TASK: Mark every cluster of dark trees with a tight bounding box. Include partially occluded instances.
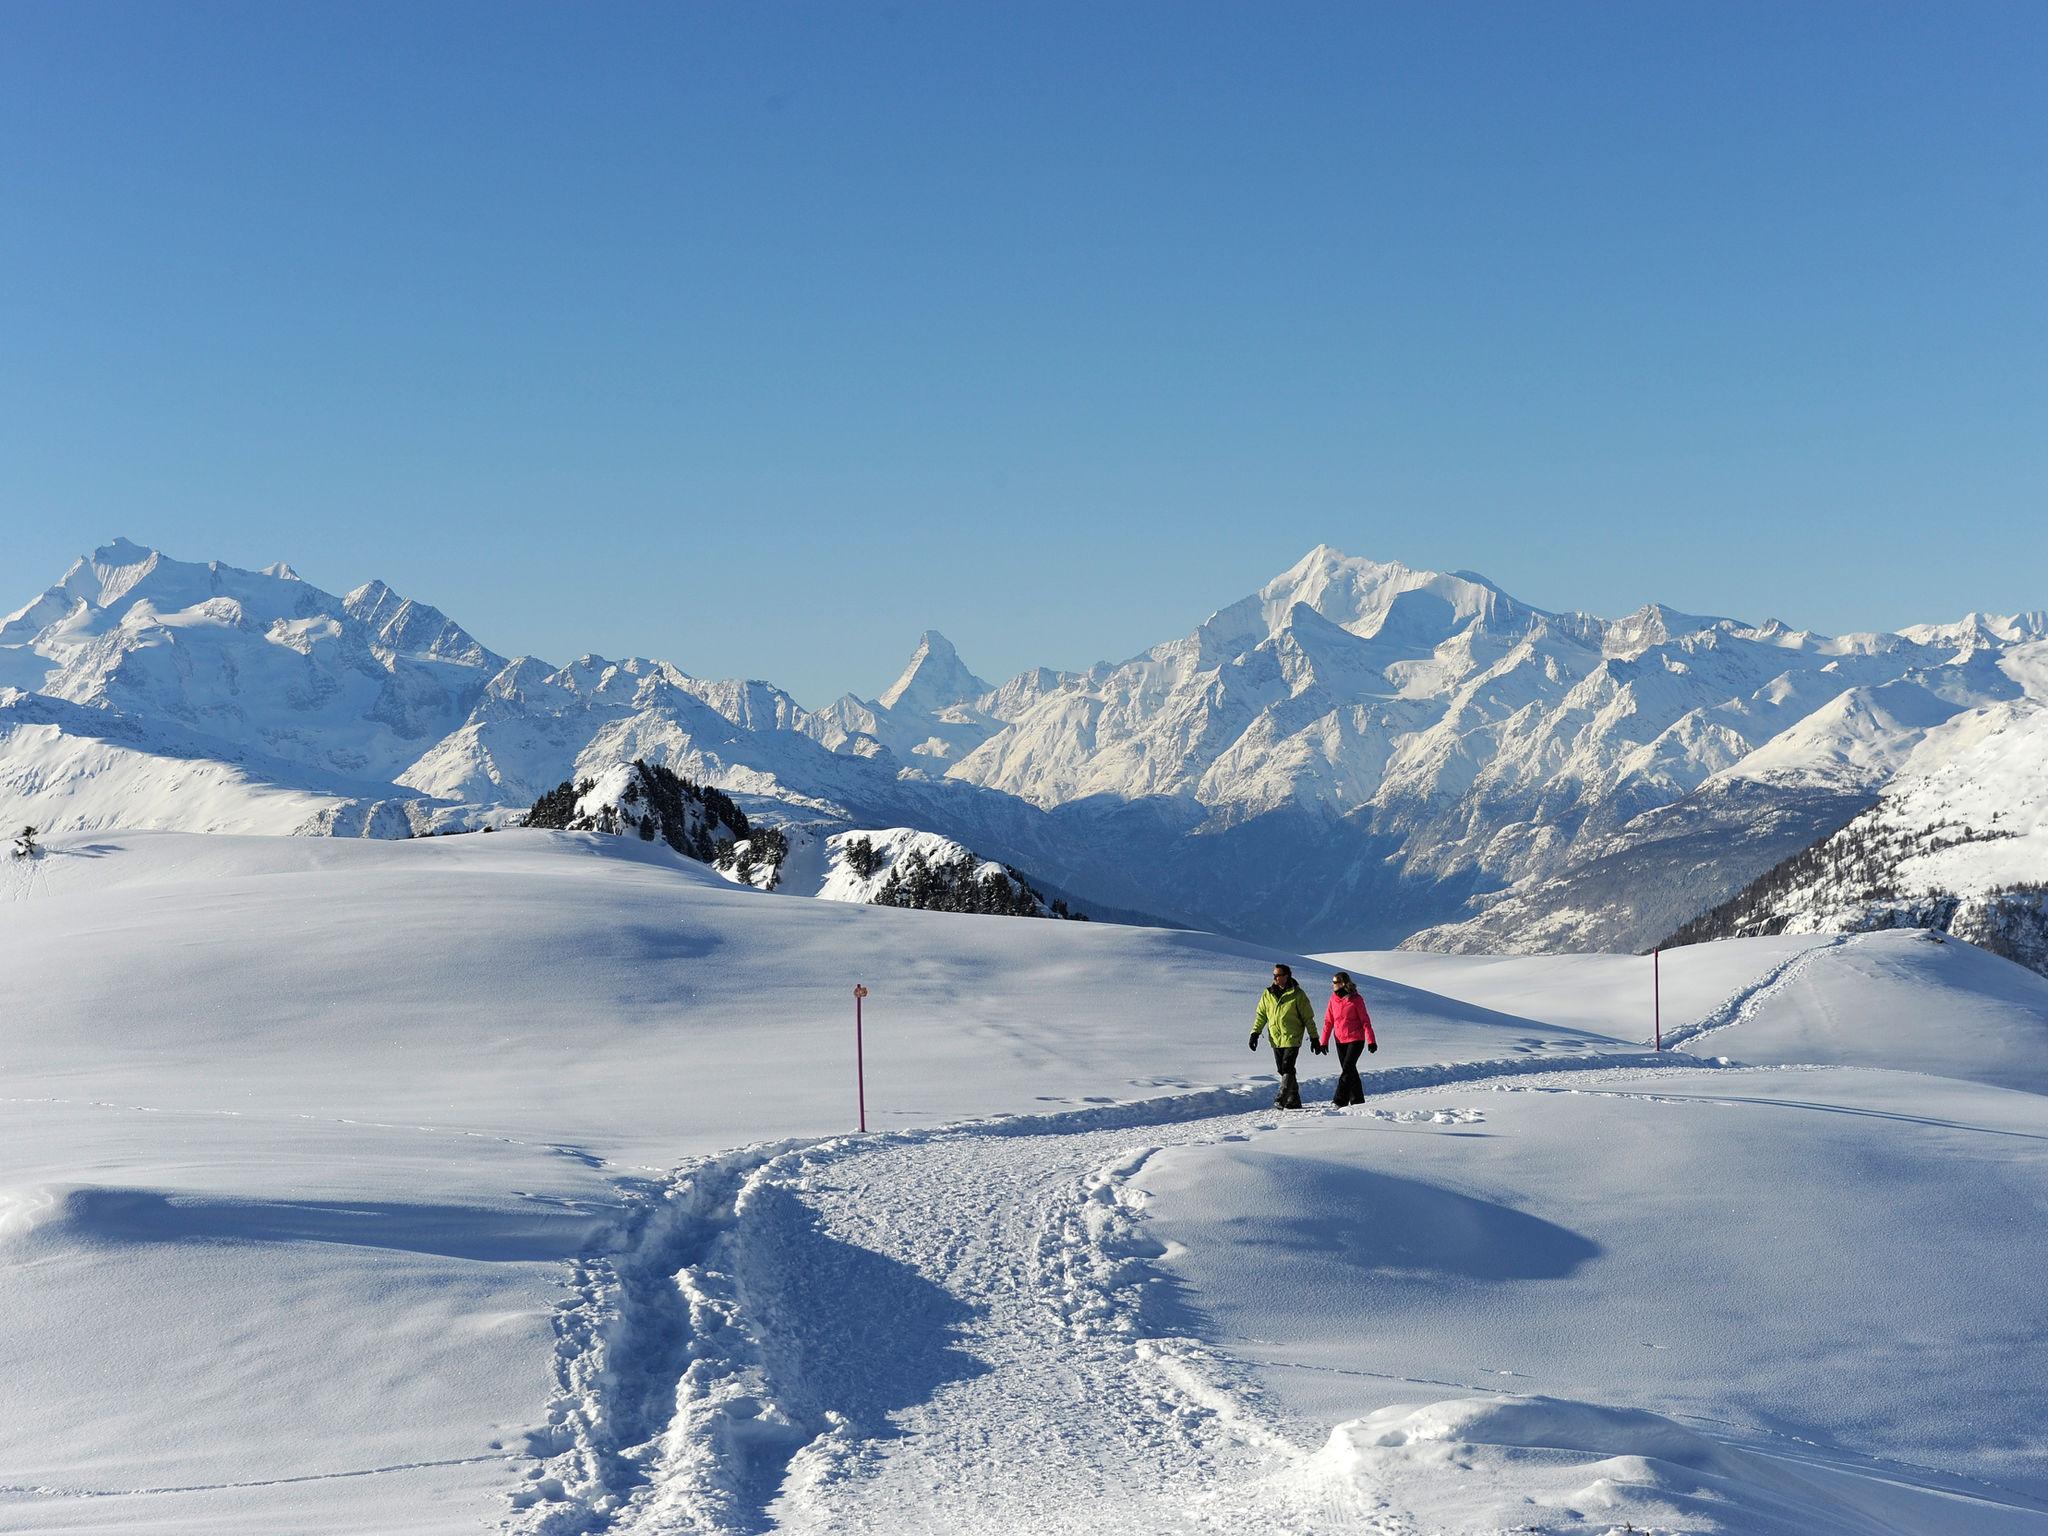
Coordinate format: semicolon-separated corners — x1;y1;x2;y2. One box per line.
1968;884;2048;972
1666;813;2010;948
524;776;1088;922
715;826;791;889
870;845;1085;920
1664;813;2048;976
525;759;750;865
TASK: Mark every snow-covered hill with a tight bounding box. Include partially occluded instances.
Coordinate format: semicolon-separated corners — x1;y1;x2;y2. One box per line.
716;824;1080;917
1669;645;2048;969
4;831;2044;1532
5;538;2042;951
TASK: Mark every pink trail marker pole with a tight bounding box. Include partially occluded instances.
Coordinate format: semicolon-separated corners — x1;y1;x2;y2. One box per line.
1654;948;1662;1053
853;984;869;1132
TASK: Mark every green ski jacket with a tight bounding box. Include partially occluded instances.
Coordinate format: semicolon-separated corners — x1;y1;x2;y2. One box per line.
1253;983;1317;1048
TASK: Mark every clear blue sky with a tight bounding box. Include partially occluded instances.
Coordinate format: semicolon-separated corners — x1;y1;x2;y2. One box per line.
4;2;2043;707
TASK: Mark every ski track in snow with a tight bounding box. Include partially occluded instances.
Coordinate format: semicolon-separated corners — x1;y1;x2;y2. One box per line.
510;1052;1747;1536
0;1455;509;1502
1658;933;1869;1053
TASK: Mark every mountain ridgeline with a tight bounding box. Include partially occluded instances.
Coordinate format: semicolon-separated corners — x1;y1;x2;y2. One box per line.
3;539;2044;965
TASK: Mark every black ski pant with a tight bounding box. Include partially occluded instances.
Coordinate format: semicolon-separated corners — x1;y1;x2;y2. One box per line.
1271;1043;1303;1108
1332;1040;1367;1106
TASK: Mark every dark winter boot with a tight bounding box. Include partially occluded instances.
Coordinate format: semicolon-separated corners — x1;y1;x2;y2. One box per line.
1272;1044;1302;1107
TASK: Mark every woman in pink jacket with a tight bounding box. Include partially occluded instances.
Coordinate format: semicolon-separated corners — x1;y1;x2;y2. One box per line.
1320;971;1378;1107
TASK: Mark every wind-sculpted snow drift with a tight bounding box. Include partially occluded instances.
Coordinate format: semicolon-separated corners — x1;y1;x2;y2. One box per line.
4;538;2044;952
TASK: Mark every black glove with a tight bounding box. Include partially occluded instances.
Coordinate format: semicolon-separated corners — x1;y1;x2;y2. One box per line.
1312;1039;1328;1056
1367;1041;1377;1053
1248;1029;1261;1051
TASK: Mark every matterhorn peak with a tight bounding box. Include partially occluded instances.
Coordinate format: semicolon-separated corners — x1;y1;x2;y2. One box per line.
877;629;992;715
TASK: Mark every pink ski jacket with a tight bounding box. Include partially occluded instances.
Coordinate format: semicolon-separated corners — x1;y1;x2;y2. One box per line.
1320;991;1376;1048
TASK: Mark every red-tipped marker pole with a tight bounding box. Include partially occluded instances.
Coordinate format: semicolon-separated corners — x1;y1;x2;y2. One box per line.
853;984;869;1132
1654;948;1662;1053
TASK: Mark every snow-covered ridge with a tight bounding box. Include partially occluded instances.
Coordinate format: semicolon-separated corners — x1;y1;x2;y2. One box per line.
1670;651;2048;970
4;537;2043;951
716;824;1079;918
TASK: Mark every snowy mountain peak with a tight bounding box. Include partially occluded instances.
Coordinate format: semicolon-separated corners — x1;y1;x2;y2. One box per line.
40;540;321;626
86;538;169;607
87;536;158;571
344;580;498;668
1898;611;2048;655
1249;546;1532;646
1600;601;1741;655
877;629;991;714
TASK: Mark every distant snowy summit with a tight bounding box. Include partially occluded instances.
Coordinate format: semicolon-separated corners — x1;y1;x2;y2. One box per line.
3;537;2043;964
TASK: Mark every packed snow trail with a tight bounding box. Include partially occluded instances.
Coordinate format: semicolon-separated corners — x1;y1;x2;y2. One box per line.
513;1052;1716;1535
1657;933;1866;1052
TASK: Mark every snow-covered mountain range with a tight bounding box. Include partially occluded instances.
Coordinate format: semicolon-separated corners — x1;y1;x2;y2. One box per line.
5;538;2042;958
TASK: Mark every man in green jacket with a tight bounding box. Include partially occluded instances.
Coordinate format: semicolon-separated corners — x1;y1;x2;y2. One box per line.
1249;962;1321;1109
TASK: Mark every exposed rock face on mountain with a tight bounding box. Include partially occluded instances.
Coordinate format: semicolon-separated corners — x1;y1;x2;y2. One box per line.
4;539;2041;951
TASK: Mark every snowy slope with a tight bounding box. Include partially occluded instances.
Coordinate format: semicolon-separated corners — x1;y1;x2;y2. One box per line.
4;831;2047;1532
1131;1062;2048;1532
1671;643;2048;971
721;824;1068;915
0;690;347;834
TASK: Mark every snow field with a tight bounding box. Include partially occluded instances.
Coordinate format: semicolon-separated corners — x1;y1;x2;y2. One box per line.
1334;938;1832;1047
1130;1064;2048;1530
0;1102;615;1534
517;1055;2048;1534
517;1055;1716;1534
4;828;2046;1532
0;829;1630;1530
